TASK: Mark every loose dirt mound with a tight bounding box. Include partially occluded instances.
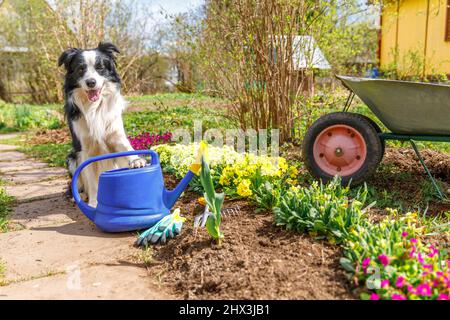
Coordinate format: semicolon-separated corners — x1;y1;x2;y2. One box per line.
149;192;353;300
29;128;71;145
383;147;450;181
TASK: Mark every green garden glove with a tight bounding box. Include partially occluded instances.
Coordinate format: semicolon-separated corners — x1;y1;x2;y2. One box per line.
136;208;186;246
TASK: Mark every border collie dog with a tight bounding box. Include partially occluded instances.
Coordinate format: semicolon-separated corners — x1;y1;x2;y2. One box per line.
58;42;146;207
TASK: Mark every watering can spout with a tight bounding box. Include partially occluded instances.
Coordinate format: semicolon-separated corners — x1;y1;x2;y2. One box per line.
163;170;195;209
163;141;208;209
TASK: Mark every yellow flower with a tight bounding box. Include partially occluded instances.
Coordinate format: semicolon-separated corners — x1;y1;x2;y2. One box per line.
198;197;206;206
289;166;299;178
237;179;253;197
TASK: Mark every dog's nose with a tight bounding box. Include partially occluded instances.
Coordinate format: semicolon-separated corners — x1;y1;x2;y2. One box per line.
86;79;96;88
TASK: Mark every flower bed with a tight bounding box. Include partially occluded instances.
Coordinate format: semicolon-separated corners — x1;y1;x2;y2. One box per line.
152;142;450;300
128;132;172;150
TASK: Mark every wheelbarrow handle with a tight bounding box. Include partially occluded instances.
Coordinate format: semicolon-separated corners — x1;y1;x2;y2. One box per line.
71;150;159;207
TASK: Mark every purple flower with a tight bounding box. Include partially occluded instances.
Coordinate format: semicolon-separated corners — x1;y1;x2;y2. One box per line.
381;279;390;288
410;238;417;244
362;257;371;269
378;254;389;267
423;264;433;270
370;293;380;300
395;276;405;288
391;294;407;300
401;231;408;237
415;284;431;296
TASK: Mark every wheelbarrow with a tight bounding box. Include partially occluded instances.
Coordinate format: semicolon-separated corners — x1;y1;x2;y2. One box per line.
302;75;450;200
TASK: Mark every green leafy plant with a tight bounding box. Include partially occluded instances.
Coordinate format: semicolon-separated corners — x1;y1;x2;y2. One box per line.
199;157;225;245
274;177;372;244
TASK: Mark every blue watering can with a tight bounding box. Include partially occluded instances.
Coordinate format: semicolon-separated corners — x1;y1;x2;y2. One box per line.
71;150;195;233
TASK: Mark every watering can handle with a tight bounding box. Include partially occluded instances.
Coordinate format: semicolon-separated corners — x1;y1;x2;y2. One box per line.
71;150;159;210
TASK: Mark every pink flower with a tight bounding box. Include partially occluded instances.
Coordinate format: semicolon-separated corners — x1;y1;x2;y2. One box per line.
395;276;405;288
381;279;390;288
428;245;439;258
407;285;415;294
391;294;407;300
401;231;408;237
370;293;380;300
423;264;433;270
437;294;450;300
415;284;431;296
410;238;417;244
362;257;371;269
378;254;389;267
417;253;424;264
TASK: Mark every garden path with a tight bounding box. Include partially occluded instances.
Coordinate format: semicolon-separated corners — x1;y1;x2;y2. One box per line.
0;134;170;299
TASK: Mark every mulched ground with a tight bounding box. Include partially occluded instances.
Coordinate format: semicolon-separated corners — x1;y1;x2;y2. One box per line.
146;177;354;300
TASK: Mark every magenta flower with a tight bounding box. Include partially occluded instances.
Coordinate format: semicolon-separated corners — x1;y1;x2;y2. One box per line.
128;131;172;150
381;279;390;288
410;238;417;244
407;285;415;294
391;294;407;300
362;257;371;269
415;283;431;296
395;276;405;288
437;294;450;300
378;254;389;267
401;231;408;237
423;264;433;270
428;245;439;258
370;293;380;300
417;253;424;264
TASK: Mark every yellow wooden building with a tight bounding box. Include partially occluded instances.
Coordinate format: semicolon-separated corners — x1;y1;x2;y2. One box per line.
380;0;450;77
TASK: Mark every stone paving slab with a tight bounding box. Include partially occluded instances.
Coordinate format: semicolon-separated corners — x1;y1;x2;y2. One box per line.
11;197;79;229
0;160;49;174
5;177;69;202
0;217;139;283
0;151;27;162
0;144;18;151
0;133;19;141
3;167;68;185
0;264;170;300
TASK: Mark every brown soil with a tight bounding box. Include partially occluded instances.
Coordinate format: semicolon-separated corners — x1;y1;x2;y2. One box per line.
29;128;71;145
147;181;354;300
367;147;450;213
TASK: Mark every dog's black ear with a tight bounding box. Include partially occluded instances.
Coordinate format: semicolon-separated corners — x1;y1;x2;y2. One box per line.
58;48;79;68
97;42;120;60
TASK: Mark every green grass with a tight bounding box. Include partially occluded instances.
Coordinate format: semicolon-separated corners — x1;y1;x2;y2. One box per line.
124;105;236;136
127;92;224;103
0;102;64;133
0;181;14;232
18;143;72;168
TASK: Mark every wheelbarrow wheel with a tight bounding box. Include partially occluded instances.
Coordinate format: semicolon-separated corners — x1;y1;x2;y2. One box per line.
361;115;386;161
302;112;383;186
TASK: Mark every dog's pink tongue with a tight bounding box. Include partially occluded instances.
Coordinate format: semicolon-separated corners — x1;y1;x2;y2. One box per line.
87;90;101;102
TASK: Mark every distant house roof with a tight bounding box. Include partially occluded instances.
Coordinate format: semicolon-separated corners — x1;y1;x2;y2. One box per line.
291;36;331;70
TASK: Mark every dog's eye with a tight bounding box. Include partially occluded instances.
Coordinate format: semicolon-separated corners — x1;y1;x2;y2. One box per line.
95;64;104;71
77;66;86;74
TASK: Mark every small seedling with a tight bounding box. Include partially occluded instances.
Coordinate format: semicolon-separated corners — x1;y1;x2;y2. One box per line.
199;156;224;245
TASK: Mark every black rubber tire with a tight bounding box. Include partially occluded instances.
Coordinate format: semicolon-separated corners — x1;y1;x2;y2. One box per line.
361;115;386;161
302;112;383;186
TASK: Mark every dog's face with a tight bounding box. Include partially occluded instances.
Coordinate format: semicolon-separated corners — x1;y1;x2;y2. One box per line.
58;42;121;103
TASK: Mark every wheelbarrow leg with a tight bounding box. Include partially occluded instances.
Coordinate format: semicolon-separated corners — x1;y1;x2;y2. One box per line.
409;140;447;201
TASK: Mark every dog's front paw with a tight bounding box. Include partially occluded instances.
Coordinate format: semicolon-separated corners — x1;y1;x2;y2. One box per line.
129;157;147;169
